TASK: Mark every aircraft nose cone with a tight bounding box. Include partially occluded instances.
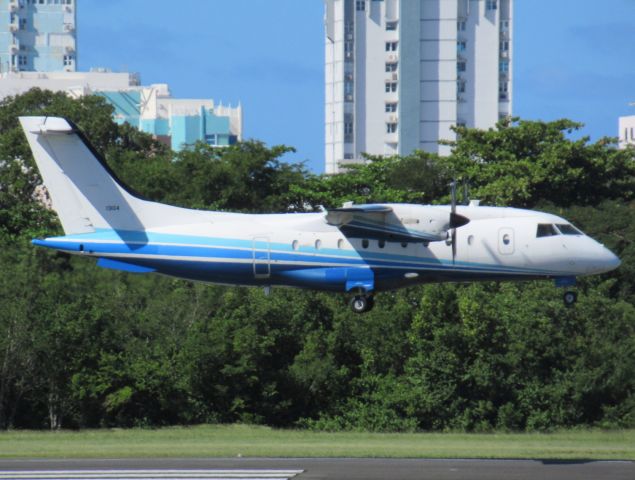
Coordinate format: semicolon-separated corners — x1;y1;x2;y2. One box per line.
592;246;621;274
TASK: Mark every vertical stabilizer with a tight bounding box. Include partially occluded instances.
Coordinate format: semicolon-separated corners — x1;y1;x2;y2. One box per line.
20;116;149;235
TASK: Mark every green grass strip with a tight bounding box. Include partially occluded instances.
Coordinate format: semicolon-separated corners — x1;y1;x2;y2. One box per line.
0;425;633;460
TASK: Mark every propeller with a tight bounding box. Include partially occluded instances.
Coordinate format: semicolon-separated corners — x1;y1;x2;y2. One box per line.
449;180;470;263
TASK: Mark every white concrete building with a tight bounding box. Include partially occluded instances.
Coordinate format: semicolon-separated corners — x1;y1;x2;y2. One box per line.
619;114;635;149
325;0;513;174
0;69;140;99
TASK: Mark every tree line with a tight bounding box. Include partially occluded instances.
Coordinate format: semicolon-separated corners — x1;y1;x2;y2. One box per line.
0;89;633;431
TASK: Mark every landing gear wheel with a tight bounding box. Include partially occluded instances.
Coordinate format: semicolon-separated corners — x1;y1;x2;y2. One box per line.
563;291;577;307
350;295;374;314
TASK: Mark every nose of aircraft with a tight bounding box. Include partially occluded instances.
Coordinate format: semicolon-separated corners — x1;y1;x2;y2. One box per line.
589;245;621;274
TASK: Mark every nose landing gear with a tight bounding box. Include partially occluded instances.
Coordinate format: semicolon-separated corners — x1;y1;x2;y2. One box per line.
555;277;578;307
350;294;375;314
563;290;578;307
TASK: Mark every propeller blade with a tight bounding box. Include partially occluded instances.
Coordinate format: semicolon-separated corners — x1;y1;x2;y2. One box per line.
450;180;457;215
452;228;457;264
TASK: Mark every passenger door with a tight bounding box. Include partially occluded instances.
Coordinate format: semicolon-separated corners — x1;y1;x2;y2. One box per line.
252;236;271;279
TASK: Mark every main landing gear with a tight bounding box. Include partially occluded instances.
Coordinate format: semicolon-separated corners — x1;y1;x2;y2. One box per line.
350;294;375;314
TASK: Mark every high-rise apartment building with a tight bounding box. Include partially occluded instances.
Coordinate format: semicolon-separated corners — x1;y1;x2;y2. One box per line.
325;0;513;174
1;0;76;74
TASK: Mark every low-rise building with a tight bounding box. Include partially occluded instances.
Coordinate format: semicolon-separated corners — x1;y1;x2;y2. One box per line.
97;84;242;151
619;113;635;149
0;69;242;151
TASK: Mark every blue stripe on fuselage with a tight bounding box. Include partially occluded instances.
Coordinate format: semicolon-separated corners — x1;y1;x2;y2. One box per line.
33;229;571;286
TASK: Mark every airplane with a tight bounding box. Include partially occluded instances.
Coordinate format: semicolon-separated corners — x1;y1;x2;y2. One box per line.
20;116;621;313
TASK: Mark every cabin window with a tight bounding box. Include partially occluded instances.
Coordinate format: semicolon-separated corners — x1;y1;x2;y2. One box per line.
337;239;344;249
378;239;386;249
467;235;474;246
292;240;299;251
401;242;408;248
315;239;322;250
556;224;583;235
362;239;369;249
536;224;558;238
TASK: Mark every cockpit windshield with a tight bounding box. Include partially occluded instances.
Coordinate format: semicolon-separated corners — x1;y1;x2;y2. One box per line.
556;224;583;235
537;224;559;237
537;223;583;238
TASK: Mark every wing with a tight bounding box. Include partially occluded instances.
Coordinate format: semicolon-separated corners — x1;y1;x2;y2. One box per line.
325;204;445;243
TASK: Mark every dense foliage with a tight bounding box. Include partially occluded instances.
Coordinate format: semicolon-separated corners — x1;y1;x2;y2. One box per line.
0;90;633;431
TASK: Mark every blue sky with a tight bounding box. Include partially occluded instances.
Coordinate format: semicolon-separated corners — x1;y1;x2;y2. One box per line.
79;0;635;173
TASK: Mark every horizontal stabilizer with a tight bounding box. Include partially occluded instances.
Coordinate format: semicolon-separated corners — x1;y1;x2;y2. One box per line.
97;258;156;273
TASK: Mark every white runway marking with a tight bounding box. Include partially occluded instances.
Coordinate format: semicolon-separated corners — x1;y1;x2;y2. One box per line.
0;471;303;480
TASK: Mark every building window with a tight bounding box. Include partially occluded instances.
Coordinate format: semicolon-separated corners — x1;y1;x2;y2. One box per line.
385;41;398;52
500;41;509;52
385;62;398;72
386;21;398;31
356;1;365;11
501;20;509;31
457;61;467;73
385;82;397;93
499;60;509;73
345;41;354;60
486;0;497;10
457;81;466;93
458;21;466;31
18;55;27;66
344;153;354;160
19;18;27;30
499;82;508;100
457;41;466;53
205;134;218;146
63;55;73;66
386;122;397;134
385;102;397;113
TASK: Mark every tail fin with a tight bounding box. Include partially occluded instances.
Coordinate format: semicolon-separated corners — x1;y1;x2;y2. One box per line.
20;116;209;236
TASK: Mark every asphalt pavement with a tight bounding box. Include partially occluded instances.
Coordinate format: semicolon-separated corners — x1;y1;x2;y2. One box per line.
0;457;632;480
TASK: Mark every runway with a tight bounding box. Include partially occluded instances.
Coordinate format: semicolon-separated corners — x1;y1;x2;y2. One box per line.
0;458;633;480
